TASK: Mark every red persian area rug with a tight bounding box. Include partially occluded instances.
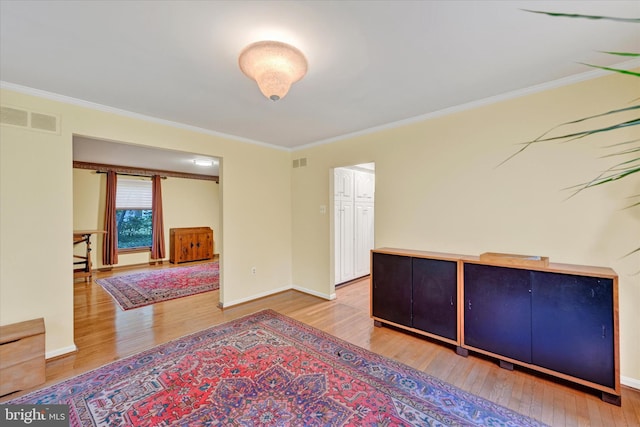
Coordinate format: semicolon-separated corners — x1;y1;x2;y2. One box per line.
5;310;548;427
95;262;219;310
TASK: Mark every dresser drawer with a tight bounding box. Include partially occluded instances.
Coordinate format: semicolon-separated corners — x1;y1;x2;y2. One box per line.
0;318;45;396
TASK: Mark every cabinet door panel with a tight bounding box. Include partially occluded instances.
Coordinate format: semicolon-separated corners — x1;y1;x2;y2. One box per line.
464;264;532;363
196;232;212;260
412;258;457;340
531;271;614;388
178;234;191;262
372;253;412;327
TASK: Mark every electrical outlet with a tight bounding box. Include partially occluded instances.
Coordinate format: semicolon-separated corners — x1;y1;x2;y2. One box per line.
251;267;256;275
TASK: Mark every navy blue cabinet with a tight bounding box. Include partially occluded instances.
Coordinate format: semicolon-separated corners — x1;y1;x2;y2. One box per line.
371;250;459;344
371;248;619;404
371;252;412;327
462;261;619;404
531;271;615;388
412;257;458;341
464;264;532;363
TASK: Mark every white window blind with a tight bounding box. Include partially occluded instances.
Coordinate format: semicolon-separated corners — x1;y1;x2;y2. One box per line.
116;177;152;209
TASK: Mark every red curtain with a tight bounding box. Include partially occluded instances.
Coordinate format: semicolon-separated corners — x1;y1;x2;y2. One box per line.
102;171;118;265
151;175;165;260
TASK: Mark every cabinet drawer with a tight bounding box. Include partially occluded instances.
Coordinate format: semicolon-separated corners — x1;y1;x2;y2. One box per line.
0;334;45;370
0;357;46;396
0;317;46;396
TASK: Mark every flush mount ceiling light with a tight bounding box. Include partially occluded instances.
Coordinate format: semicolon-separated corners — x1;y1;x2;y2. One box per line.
238;40;308;101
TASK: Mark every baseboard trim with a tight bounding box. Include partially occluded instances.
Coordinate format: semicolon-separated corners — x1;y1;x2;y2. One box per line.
220;283;337;308
621;375;640;391
292;285;336;301
46;344;78;360
221;285;292;308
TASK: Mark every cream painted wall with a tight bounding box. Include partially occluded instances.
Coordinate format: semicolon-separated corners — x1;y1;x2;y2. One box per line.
72;169;101;266
162;176;221;255
0;124;75;358
73;169;220;269
291;72;640;385
1;88;292;357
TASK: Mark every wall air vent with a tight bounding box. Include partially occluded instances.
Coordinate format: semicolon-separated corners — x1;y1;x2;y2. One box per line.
30;112;58;132
292;157;307;169
0;106;29;127
0;105;60;134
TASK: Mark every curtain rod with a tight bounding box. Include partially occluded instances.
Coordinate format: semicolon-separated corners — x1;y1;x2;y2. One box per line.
96;170;167;179
73;161;219;182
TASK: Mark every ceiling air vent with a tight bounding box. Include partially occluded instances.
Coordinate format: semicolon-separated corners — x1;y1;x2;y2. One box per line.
0;105;60;134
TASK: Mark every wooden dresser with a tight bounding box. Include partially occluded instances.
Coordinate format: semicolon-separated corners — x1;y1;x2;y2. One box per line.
0;318;46;396
169;227;214;264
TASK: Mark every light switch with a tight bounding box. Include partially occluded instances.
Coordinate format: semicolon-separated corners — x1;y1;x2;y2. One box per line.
320;205;326;214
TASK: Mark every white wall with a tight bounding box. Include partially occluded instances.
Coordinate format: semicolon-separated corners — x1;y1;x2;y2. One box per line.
290;72;640;386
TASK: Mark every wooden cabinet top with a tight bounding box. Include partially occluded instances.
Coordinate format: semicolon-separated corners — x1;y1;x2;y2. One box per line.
170;227;213;234
372;247;617;279
0;318;45;344
373;247;474;262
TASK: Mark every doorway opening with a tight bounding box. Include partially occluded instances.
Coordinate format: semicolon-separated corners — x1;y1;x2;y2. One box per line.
72;136;222;302
332;162;375;288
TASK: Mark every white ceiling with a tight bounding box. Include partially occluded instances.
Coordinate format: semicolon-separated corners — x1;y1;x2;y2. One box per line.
1;0;639;154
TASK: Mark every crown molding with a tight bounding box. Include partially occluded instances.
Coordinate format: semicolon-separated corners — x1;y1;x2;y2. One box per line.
293;58;640;152
3;57;638;154
0;81;291;152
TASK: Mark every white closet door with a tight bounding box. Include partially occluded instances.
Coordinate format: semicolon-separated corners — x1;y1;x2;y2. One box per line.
355;171;375;202
334;167;374;285
355;203;374;277
334;168;354;201
339;200;355;282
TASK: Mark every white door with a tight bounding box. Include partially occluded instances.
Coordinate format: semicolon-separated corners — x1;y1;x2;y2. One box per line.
334;168;354;201
355;203;374;277
355;172;375;203
335;199;355;283
334;165;374;286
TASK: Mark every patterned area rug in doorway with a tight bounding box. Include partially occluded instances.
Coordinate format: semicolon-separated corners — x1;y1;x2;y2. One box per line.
7;309;547;426
95;262;219;310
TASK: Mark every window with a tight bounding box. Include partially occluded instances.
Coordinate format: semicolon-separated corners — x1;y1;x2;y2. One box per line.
116;177;152;250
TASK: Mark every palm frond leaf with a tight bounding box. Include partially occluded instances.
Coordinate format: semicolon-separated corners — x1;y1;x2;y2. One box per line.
606;138;640;148
522;118;639;144
522;10;640;23
497;108;640;167
600;51;640;57
601;146;640;158
566;164;640;198
623;247;640;257
579;63;640;77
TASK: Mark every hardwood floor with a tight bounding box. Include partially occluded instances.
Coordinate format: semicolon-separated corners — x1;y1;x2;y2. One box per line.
3;262;640;426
